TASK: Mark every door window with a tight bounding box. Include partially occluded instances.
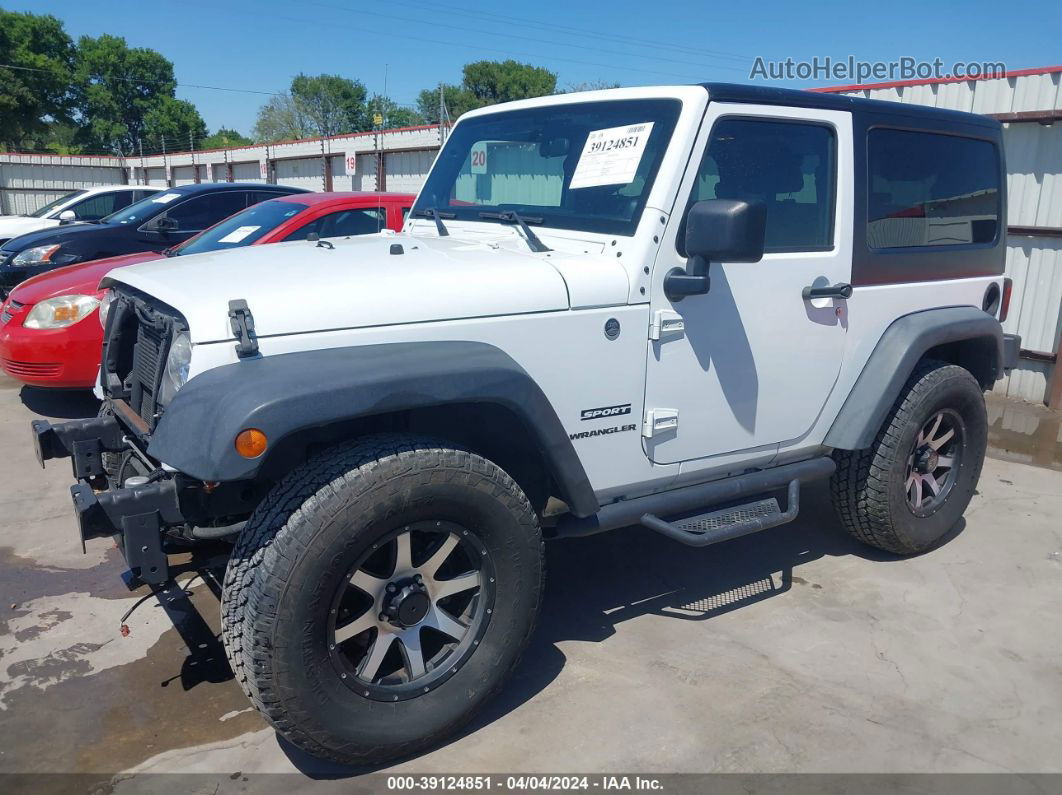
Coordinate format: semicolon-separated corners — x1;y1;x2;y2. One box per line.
683;118;836;254
70;191;135;221
151;191;250;232
284;207;386;240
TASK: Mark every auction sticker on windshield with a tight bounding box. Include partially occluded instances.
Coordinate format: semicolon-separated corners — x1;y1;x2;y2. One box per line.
569;122;654;189
217;225;261;244
151;192;180;203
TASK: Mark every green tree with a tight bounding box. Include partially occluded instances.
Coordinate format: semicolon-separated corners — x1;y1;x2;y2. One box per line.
290;73;368;136
72;34;179;153
367;95;424;129
417;84;476;125
0;9;75;149
143;97;207;152
201;127;253;150
462;60;556;105
252;92;311;142
417;60;557;124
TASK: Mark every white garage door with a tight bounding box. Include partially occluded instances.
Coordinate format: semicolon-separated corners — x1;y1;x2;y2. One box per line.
173;166;197;186
385;150;434;193
145;167;168;186
274;157;324;191
329;155;353;191
355;154;378;192
230;162;263;182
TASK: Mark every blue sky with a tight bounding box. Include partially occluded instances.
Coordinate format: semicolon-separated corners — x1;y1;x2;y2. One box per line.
13;0;1062;136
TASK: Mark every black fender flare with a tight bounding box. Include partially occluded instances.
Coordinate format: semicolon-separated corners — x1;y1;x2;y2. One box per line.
147;341;600;517
823;306;1003;451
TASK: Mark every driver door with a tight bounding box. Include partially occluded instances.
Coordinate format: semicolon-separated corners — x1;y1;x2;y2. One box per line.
643;103;853;466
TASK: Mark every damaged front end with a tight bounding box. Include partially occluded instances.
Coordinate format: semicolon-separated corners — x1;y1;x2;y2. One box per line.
31;286;259;589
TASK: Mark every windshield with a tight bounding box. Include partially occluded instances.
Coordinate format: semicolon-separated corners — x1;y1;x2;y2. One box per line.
101;190;181;225
28;190;86;218
175;199;309;256
413;99;681;237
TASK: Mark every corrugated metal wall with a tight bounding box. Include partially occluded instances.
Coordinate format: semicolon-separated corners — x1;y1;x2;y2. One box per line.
832;69;1062;404
0;158;126;215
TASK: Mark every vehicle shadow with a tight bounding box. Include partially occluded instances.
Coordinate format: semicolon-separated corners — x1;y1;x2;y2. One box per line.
19;386;99;419
280;483;950;778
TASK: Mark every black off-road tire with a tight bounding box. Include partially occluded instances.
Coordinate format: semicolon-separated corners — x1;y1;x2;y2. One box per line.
220;434;543;765
830;359;988;555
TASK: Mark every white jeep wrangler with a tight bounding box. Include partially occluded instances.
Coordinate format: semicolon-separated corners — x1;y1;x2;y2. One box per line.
33;83;1019;764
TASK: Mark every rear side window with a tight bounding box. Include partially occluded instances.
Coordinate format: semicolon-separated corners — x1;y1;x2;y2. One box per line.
867;129;1000;249
684;118;836;254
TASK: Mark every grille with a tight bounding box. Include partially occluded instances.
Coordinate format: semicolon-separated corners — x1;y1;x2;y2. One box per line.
1;300;23;324
2;358;61;378
102;288;186;431
131;322;167;423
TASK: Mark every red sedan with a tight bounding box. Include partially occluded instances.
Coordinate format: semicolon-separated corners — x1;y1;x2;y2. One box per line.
0;192;413;388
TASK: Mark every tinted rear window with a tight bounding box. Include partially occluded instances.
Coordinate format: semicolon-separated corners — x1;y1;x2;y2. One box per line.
867;129;1000;249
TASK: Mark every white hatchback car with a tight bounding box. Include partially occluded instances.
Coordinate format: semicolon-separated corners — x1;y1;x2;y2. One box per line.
0;184;159;245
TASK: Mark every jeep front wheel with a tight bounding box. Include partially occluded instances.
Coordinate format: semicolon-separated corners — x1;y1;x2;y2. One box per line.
830;359;988;555
221;435;543;765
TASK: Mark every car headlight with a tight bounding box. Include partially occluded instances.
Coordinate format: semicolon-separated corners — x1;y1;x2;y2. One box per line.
23;294;101;329
11;244;78;268
98;289;116;328
159;331;192;404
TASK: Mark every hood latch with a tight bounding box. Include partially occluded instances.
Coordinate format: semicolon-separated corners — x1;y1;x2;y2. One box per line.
228;299;259;358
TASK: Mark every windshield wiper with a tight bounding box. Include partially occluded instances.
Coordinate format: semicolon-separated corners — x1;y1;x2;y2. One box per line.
411;207;455;237
477;211;551;253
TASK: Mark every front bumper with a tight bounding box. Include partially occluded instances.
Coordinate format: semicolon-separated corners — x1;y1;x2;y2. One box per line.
32;411;181;585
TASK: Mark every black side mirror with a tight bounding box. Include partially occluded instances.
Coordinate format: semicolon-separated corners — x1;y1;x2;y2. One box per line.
155;216;178;232
664;199;767;302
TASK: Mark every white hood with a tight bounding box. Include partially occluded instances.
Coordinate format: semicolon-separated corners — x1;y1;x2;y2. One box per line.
0;216;58;241
104;232;630;344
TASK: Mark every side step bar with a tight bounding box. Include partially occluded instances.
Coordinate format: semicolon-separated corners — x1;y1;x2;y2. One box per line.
640;479;800;547
553;456;834;541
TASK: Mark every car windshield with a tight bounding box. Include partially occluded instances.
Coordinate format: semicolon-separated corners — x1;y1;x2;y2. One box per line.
28;190;86;218
101;190;182;225
174;200;309;256
413;99;682;237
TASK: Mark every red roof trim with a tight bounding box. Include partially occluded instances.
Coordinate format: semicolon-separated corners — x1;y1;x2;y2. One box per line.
809;65;1062;93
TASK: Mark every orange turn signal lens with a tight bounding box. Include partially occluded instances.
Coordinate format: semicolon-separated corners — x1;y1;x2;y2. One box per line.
234;428;268;458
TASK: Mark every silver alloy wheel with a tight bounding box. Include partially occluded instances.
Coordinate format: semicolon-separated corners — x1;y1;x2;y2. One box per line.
904;409;964;515
328;521;494;700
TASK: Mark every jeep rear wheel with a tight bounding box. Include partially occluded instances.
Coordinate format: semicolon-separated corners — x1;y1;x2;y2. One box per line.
220;435;543;765
830;360;987;555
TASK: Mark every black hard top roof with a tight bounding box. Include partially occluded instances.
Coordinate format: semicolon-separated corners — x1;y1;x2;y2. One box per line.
699;82;1001;131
